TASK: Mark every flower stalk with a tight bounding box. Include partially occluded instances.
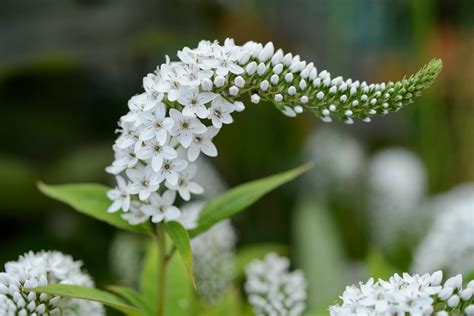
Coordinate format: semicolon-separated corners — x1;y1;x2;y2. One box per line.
156;224;166;316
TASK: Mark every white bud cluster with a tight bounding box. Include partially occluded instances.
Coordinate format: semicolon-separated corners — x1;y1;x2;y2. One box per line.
329;271;474;315
367;148;427;247
106;38;441;225
412;183;474;276
178;201;236;304
245;253;307;316
0;251;104;316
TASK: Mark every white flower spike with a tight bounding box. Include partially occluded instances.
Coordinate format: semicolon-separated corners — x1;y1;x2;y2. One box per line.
106;38;442;225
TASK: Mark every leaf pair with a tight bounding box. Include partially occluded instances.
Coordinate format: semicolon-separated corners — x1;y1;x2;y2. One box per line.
36;163;310;314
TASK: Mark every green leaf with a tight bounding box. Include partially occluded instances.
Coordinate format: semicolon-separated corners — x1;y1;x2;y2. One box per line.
140;239;193;316
140;240;159;314
107;285;153;316
165;221;195;288
293;199;345;311
29;284;144;315
38;182;152;235
189;163;311;237
164;246;193;316
234;243;288;278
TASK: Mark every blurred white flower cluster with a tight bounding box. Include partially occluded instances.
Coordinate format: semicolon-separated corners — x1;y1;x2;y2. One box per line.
0;251;104;316
178;201;237;304
303;127;366;197
367;148;427;247
329;271;474;315
412;183;474;276
105;38;440;225
245;252;307;316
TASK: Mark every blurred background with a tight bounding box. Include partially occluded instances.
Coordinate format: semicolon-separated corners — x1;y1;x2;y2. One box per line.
1;0;473;314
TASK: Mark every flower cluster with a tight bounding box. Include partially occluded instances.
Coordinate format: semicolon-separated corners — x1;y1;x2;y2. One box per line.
105;38;442;225
178;201;237;304
0;251;104;316
367;148;427;247
329;271;474;315
412;183;474;276
245;252;307;316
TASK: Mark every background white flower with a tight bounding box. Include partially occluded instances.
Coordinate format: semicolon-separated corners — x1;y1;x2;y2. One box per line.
367;147;427;248
412;183;474;276
245;252;307;316
0;251;104;316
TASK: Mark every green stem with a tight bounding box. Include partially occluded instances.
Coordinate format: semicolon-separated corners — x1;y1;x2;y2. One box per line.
156;224;166;316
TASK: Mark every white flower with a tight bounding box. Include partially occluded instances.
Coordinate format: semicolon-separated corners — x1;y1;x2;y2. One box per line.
166;164;203;201
126;166;161;200
137;137;178;172
204;43;243;76
0;251;104;316
187;127;219;161
177;89;215;118
245;253;307;316
208;95;235;128
107;176;131;213
138;103;174;145
157;158;188;186
122;201;150;224
141;190;180;223
169;108;207;148
156;64;186;101
106;146;139;174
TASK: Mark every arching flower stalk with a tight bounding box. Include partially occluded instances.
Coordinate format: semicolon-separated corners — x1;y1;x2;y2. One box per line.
329;271;474;316
105;38;442;225
0;251;104;316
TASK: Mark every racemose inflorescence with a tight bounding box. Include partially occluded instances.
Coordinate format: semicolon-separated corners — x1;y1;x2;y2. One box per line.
106;38;442;225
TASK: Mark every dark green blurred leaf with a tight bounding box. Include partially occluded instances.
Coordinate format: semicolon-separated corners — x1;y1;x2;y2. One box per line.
234;243;288;278
165;221;195;288
107;285;153;316
30;284;144;315
38;183;152;235
190;163;312;237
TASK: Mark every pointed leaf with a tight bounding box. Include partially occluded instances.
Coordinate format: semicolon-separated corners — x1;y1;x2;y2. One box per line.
189;163;311;237
29;284;144;315
107;285;153;316
164;247;193;316
165;221;195;288
38;182;152;235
